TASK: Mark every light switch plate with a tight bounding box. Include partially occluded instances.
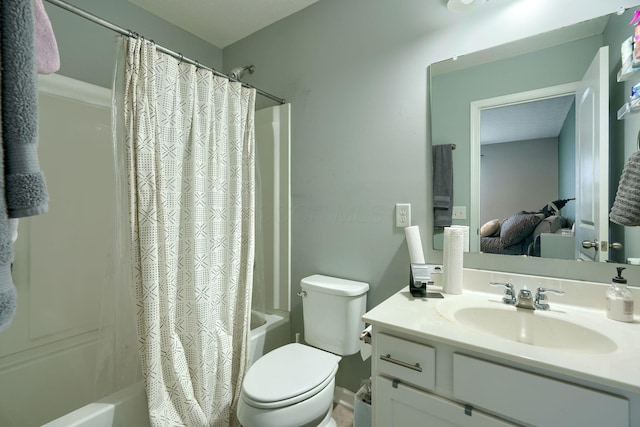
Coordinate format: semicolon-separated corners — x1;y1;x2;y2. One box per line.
452;206;466;219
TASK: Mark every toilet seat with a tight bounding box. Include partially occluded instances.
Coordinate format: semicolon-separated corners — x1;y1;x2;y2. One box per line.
242;343;341;409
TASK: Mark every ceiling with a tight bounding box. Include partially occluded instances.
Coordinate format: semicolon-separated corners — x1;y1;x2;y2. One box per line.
480;95;575;145
128;0;320;48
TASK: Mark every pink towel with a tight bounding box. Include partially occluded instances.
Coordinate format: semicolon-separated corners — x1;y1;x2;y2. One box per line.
33;0;60;74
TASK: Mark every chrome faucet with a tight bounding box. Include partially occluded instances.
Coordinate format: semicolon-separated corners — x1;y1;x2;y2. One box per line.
534;287;565;310
515;289;536;310
490;283;564;310
489;282;516;305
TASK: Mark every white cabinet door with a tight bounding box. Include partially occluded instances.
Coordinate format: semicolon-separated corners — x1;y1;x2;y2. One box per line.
453;354;629;427
375;376;519;427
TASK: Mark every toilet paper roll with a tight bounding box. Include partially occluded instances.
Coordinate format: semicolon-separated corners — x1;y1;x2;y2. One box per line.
450;225;469;252
404;226;425;264
359;325;372;361
443;227;464;295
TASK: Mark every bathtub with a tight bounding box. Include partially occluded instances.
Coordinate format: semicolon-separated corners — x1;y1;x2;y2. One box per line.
42;312;290;427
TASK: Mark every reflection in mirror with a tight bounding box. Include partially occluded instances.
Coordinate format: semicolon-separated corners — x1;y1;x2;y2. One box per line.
479;95;576;258
430;9;640;265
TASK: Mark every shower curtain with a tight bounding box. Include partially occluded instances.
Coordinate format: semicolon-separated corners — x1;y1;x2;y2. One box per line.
114;36;255;426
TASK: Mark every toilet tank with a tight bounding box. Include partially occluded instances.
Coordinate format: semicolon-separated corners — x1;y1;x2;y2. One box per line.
300;275;369;356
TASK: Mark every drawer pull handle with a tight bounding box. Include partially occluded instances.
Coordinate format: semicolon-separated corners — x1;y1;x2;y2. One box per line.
380;354;423;372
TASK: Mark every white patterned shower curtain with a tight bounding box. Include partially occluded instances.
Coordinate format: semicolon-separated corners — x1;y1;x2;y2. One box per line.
113;36;256;426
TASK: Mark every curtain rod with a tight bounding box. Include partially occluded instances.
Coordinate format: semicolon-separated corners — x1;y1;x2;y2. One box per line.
44;0;286;105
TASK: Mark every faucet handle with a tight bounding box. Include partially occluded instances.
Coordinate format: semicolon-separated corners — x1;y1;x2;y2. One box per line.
490;281;513;290
536;287;565;297
490;282;516;305
535;287;565;310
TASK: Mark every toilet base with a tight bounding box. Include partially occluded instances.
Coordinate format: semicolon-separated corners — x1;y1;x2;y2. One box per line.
316;405;336;427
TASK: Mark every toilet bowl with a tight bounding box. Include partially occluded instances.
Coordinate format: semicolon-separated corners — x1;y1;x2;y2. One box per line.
237;275;369;427
237;343;341;427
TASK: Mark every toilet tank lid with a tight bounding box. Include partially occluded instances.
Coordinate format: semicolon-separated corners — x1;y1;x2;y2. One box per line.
301;274;369;296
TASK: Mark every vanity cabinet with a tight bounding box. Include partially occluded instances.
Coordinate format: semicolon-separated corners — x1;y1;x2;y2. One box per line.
372;332;519;427
371;330;630;427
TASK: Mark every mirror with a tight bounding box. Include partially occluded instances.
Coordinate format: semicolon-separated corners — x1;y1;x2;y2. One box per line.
430;9;640;265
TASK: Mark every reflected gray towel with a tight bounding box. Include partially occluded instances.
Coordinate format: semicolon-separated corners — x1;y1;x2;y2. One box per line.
1;0;49;218
433;144;453;227
610;151;640;226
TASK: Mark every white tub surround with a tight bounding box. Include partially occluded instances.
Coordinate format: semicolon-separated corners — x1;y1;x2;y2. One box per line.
247;312;290;367
42;312;290;427
364;268;640;426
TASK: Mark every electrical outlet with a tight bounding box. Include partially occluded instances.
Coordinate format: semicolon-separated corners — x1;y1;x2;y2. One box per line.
396;203;411;227
452;206;466;219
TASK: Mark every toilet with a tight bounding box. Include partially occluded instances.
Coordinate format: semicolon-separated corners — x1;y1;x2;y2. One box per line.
237;274;369;427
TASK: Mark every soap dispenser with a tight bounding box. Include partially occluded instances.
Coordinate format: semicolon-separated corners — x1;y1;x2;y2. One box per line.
606;267;634;323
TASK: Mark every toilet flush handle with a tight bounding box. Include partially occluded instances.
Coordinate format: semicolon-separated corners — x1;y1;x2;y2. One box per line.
297;289;307;298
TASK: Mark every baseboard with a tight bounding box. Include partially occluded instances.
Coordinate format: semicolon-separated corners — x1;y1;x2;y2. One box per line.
333;386;355;410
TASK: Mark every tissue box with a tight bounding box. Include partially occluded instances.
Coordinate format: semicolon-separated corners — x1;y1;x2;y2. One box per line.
354;383;372;427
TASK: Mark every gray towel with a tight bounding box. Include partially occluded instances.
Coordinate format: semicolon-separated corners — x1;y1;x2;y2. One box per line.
0;0;49;333
1;0;49;219
0;30;16;333
0;268;17;334
433;144;453;227
610;150;640;226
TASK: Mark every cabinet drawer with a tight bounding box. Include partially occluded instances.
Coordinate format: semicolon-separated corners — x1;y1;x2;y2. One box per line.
453;354;629;427
376;333;435;390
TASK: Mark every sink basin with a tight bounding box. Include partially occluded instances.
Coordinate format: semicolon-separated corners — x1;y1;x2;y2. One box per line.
437;299;617;354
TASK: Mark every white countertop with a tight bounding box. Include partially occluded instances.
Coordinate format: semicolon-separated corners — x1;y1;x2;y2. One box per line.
363;269;640;394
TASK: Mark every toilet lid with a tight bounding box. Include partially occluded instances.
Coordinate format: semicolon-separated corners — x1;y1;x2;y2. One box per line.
243;343;341;406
